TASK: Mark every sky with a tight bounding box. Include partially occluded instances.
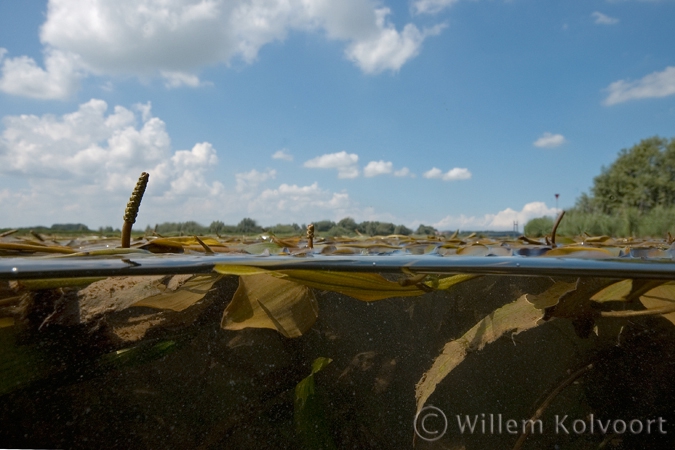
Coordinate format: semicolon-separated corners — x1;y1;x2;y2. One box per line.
0;0;674;231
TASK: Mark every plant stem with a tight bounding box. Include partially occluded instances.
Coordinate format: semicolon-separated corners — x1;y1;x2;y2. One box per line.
121;172;149;248
512;363;593;450
550;210;566;247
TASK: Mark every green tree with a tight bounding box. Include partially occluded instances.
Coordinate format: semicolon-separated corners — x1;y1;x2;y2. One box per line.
313;220;336;232
581;137;675;214
415;224;437;235
394;224;412;235
524;216;554;237
337;217;358;231
236;218;262;234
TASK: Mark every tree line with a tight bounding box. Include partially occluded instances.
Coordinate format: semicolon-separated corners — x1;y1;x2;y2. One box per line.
146;217;438;237
525;136;675;237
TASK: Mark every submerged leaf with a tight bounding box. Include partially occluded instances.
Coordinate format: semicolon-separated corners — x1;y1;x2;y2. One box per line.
639;282;675;326
277;270;431;301
221;273;318;338
132;273;223;311
591;279;666;303
415;295;544;413
214;265;477;302
295;357;335;449
525;281;578;309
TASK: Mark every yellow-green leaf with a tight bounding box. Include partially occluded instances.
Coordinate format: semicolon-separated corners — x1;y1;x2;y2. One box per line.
132;273;223;311
415;295;544;413
221;273;318;338
525;281;578;309
639;282;675;326
276;270;426;301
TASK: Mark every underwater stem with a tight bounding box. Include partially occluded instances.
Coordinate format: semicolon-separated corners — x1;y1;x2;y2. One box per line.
512;363;593;450
601;303;675;318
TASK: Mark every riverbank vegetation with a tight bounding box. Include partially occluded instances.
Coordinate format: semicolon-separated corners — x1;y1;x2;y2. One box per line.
525;136;675;238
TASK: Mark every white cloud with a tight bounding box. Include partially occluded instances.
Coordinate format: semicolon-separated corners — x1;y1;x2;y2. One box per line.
0;0;443;98
604;66;675;105
255;182;352;213
412;0;461;15
272;149;293;161
160;70;204;88
0;98;225;226
433;201;557;231
591;12;619;24
345;10;446;74
423;167;471;181
533;132;566;148
304;151;359;178
0;99;392;227
394;167;412;177
235;168;276;193
363;160;393;177
0;48;82;99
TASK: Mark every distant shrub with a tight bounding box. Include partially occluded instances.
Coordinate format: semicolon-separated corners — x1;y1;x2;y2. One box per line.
394;224;412;236
415;224;437;235
524;216;554;237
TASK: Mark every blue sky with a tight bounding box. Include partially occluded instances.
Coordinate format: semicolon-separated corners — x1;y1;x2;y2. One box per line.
0;0;674;231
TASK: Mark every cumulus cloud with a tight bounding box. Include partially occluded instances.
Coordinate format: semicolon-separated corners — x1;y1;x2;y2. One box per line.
304;151;359;178
604;66;675;105
345;11;446;74
254;182;351;213
394;167;412;177
591;12;619;24
433;201;557;231
160;71;205;88
272;149;293;161
0;48;82;99
363;160;393;177
0;98;225;225
533;132;566;148
235;168;276;193
412;0;461;15
0;0;443;98
423;167;471;181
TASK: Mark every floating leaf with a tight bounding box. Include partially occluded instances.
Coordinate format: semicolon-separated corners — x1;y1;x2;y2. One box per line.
456;244;489;256
415;295;544;413
221;273;318;338
0;242;76;254
544;246;615;258
244;241;283;255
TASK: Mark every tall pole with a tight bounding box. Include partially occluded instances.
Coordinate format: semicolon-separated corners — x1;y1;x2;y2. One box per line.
555;193;559;214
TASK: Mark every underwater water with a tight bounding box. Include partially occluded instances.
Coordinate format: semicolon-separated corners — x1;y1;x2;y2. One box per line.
2;241;675;449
